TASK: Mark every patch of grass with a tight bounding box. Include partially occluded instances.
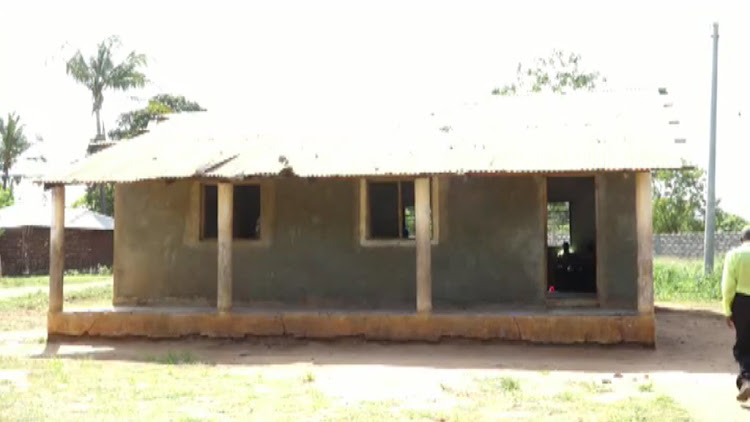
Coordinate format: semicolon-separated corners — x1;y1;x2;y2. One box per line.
154;351;198;365
0;284;112;313
65;285;113;304
0;284;113;332
638;381;655;393
0;275;111;289
555;390;578;402
0;292;48;312
0;358;694;422
477;375;522;393
576;380;614;394
303;371;316;383
654;258;722;302
603;395;689;422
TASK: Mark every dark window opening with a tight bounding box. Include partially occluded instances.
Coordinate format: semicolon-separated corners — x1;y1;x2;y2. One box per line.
546;178;596;295
202;184;261;240
368;180;431;240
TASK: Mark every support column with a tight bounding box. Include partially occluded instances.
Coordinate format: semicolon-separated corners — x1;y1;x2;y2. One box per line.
415;178;432;314
49;185;65;313
635;172;654;314
217;183;233;313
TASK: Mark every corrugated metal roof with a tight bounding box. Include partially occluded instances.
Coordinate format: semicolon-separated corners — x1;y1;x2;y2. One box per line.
0;203;114;230
42;90;689;184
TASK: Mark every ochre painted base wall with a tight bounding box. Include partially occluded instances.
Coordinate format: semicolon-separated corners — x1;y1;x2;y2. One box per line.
48;311;655;346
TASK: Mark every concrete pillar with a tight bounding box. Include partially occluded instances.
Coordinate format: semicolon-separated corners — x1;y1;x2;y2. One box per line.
217;183;233;313
635;172;654;314
415;178;432;313
49;185;65;313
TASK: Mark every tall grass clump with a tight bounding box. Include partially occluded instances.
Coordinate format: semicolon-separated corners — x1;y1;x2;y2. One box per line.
654;257;723;302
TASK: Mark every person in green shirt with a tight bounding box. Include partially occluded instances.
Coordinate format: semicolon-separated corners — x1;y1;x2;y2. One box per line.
721;226;750;401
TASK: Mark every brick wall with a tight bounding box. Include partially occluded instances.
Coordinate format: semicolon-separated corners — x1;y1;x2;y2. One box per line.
0;227;113;276
653;232;741;259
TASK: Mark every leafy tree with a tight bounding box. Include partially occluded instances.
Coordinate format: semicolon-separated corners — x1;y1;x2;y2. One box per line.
74;184;114;216
652;168;706;233
653;167;747;233
0;113;29;189
716;208;749;232
76;94;205;216
66;36;147;139
0;188;13;208
108;94;204;140
492;50;605;95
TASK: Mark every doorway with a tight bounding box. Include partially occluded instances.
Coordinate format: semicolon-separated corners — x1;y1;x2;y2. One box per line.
546;177;596;295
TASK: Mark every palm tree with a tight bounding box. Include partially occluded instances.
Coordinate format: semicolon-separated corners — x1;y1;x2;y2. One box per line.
0;113;30;189
66;36;147;140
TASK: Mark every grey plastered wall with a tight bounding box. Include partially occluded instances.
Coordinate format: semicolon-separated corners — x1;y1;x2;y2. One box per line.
432;176;546;307
597;173;638;308
113;175;547;309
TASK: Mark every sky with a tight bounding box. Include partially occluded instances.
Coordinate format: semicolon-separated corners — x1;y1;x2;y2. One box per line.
1;0;749;215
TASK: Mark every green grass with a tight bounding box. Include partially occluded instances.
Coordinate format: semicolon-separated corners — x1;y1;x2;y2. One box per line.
151;351;199;365
0;284;113;313
654;257;722;302
639;381;655;393
0;358;693;422
0;284;113;332
303;371;316;383
0;274;111;289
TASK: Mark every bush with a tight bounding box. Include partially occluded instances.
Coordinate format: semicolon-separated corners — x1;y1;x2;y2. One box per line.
654;258;723;302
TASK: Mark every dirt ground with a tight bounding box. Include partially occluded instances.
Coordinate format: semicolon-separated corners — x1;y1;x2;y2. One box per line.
1;306;747;421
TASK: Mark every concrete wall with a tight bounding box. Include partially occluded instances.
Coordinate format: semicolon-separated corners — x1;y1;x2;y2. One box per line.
113;174;638;310
598;173;638;307
0;227;112;276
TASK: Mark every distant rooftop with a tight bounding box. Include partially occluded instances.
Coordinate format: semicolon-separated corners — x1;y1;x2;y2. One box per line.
0;203;113;230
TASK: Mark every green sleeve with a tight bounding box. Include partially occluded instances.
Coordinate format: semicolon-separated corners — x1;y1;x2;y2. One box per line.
723;253;738;317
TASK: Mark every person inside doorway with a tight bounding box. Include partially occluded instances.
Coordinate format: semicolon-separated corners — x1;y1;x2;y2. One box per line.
722;226;750;401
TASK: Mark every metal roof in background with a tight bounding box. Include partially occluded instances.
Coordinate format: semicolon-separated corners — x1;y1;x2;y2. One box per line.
0;203;114;230
41;90;690;185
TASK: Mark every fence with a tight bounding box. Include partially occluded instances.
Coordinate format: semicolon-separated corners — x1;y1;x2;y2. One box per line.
653;232;741;259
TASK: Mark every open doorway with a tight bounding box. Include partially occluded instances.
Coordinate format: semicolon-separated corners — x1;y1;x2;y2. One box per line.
546;177;596;295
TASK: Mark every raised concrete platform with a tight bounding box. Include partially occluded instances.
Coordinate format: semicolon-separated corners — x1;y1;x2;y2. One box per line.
48;307;655;345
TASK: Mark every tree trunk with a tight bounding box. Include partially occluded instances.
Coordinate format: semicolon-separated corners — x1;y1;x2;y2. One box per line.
95;109;102;138
99;184;106;215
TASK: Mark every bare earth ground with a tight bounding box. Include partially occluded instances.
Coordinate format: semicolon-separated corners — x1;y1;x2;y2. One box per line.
0;306;746;421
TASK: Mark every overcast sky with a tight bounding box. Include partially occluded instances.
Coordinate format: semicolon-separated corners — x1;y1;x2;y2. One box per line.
1;0;749;215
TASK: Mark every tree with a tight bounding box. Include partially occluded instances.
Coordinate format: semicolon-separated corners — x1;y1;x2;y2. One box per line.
653;168;706;233
75;94;205;216
108;94;205;141
0;113;29;189
74;184;114;216
492;50;605;95
0;188;13;208
653;167;748;233
66;36;147;139
716;208;749;232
